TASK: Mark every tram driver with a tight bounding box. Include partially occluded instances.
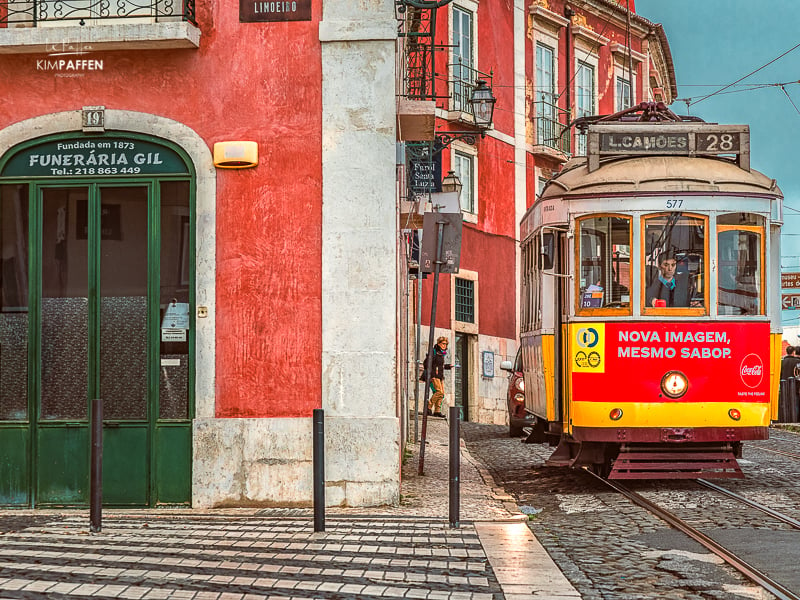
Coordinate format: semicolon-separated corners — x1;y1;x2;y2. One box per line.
646;252;701;308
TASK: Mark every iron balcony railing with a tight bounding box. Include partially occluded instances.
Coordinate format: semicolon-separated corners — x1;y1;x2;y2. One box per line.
447;60;492;116
533;95;571;155
1;0;197;25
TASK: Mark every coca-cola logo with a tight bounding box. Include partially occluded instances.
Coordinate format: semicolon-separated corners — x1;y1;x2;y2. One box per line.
740;354;764;388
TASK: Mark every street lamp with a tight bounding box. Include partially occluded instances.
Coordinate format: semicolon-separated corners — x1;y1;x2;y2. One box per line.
441;171;463;197
470;79;496;131
435;79;497;149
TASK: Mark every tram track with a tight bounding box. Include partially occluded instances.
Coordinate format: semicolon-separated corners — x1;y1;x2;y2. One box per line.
586;469;800;600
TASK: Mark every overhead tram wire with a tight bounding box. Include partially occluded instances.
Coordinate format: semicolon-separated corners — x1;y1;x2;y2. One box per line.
691;40;800;107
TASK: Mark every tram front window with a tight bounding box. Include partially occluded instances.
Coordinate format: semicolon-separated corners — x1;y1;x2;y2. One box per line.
644;213;706;310
718;213;764;315
577;215;631;312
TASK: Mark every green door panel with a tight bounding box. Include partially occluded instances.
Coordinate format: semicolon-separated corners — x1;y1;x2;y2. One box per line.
103;425;149;506
0;427;30;506
37;426;89;505
155;424;192;505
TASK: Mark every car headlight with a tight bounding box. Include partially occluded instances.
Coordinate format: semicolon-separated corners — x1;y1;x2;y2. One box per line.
661;370;688;399
514;377;524;392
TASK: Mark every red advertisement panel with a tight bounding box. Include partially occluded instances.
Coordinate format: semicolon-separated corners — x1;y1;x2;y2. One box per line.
571;322;770;403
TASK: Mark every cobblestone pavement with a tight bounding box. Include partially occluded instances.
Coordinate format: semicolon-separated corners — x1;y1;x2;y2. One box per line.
0;419;578;599
460;422;794;600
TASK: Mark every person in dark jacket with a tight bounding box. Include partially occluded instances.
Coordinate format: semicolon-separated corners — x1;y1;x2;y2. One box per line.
422;336;452;417
781;345;800;380
646;253;700;308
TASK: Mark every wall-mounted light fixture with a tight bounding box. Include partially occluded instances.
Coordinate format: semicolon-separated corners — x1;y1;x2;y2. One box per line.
435;79;497;150
213;141;258;169
441;171;463;197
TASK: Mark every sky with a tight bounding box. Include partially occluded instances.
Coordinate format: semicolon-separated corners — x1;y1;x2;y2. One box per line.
636;0;800;331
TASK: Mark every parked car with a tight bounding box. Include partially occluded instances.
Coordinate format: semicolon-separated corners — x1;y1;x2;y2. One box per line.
500;348;533;436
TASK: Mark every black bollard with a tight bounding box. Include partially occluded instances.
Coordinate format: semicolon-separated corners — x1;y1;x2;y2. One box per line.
313;408;325;532
90;398;103;533
448;405;460;528
790;378;799;423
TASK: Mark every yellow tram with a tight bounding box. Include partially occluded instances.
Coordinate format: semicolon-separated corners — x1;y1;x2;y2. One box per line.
520;109;783;478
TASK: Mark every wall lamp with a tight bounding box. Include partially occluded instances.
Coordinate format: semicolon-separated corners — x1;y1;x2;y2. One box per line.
435;79;497;150
441;171;463;197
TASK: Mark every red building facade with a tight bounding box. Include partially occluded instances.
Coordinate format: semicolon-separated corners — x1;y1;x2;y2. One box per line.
401;0;676;426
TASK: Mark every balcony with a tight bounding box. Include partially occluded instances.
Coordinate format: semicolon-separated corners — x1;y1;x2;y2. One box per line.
532;96;570;161
0;0;199;54
445;61;492;126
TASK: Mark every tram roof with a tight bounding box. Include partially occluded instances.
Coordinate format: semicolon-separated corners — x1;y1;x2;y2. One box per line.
541;155;782;199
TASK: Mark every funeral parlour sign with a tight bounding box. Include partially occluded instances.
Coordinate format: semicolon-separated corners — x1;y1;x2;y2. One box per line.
240;0;311;22
1;136;189;178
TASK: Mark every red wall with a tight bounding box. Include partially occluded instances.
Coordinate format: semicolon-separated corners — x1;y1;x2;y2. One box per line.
0;3;324;418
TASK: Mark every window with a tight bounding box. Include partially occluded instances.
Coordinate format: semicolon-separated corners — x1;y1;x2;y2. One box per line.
452;6;474;112
575;61;595;155
577;216;631;313
455;277;475;323
717;213;764;315
538;177;548;197
616;77;632;112
643;213;706;312
535;43;556;146
454;152;474;214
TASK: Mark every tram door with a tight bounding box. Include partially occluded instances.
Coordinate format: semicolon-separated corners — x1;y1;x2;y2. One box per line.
0;181;193;507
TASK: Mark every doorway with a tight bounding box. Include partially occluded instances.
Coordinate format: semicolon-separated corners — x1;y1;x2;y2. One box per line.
0;175;194;507
454;333;471;421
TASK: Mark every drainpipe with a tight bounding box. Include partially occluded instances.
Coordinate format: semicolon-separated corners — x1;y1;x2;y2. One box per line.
564;6;574;139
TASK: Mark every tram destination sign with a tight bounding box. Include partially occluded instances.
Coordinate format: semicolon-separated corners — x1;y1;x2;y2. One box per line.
588;124;749;172
1;136;189;178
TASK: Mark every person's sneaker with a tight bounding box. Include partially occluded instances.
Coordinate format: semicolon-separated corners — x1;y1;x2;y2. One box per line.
434;412;445;418
426;409;433;416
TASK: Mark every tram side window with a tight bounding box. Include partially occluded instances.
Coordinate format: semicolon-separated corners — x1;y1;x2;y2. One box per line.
644;213;705;309
577;216;631;312
718;213;764;315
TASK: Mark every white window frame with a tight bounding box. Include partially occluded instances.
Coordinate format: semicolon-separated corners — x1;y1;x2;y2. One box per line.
615;68;636;112
535;41;557;146
451;268;479;335
452;141;478;224
450;0;479;115
574;57;597;156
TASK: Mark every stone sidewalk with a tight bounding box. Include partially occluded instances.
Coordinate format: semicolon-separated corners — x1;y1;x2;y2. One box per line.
0;419;580;599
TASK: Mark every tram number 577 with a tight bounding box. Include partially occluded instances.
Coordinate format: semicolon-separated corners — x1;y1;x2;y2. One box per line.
666;198;683;209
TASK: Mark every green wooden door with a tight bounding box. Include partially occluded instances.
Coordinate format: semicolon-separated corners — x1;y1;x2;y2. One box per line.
0;175;193;507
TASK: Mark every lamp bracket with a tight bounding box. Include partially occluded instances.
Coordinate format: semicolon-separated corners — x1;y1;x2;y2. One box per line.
434;131;481;151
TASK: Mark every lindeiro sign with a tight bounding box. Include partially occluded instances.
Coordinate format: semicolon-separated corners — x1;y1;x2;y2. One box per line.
2;137;188;178
240;0;311;21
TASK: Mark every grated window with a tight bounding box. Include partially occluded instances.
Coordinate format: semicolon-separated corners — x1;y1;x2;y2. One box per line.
455;278;474;323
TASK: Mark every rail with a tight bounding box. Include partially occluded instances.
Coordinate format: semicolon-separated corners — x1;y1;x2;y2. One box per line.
533;96;571;154
588;469;800;600
1;0;197;25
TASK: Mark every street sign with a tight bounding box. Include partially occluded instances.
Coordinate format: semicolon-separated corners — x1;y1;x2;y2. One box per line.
782;272;800;289
782;294;800;309
420;213;462;274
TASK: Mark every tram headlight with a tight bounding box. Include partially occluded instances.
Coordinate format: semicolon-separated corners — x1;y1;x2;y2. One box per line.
728;408;741;421
515;378;524;392
660;370;688;399
609;408;623;421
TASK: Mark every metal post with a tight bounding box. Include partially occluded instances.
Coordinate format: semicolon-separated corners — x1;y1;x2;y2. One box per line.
448;405;460;528
414;273;422;443
313;408;325;532
418;220;445;476
90;398;102;533
790;378;799;423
